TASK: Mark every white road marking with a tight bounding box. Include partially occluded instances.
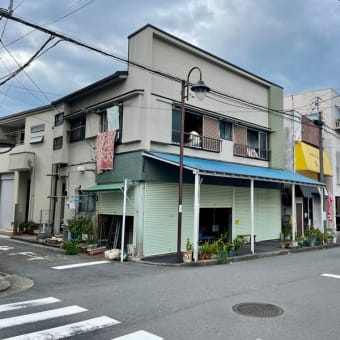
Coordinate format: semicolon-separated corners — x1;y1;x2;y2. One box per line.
0;246;14;250
3;316;120;340
8;251;45;260
0;305;87;329
0;297;60;313
52;260;110;270
321;273;340;279
112;330;163;340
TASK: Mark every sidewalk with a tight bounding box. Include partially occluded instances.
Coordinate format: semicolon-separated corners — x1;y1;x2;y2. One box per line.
5;232;340;266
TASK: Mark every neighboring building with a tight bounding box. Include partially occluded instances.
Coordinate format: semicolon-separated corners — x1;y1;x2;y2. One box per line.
284;89;337;233
0;24;321;260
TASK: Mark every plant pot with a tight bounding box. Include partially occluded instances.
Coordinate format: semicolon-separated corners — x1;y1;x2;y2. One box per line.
79;244;88;253
183;251;193;263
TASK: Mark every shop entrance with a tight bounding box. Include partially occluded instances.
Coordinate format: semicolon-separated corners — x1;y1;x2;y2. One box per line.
199;208;232;243
98;214;133;249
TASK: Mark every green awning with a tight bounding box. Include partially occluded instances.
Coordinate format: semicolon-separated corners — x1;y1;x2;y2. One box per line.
83;182;124;192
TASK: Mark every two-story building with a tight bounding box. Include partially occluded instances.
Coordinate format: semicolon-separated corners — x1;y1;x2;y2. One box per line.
0;24;322;260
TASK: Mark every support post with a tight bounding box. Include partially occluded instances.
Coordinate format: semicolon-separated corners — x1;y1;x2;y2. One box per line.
193;171;200;262
120;179;128;263
250;179;255;254
292;184;296;240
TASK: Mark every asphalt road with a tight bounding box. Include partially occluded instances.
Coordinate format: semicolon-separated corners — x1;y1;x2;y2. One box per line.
0;235;340;339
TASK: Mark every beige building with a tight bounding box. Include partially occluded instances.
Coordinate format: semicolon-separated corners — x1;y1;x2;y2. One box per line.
0;25;322;258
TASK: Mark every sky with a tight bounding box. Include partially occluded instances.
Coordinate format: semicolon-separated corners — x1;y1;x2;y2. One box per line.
0;0;339;117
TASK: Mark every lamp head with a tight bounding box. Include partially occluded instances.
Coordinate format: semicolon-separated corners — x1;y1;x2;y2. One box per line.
190;80;210;101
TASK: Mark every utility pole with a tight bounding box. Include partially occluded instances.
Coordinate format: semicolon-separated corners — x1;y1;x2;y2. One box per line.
313;96;325;232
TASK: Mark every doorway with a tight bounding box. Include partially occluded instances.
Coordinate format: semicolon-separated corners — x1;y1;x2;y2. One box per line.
98;214;133;249
199;208;232;242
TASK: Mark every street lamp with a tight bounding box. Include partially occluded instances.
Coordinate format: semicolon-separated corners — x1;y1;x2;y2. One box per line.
177;67;210;263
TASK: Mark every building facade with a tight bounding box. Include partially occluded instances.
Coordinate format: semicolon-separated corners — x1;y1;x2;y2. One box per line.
284;88;337;233
0;25;322;259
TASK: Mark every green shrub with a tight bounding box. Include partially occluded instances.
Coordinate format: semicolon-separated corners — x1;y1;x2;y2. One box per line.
67;217;93;241
62;240;80;255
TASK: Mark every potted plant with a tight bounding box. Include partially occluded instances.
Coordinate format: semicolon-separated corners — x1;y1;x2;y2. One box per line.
199;241;213;260
233;235;245;255
183;238;193;263
282;224;291;241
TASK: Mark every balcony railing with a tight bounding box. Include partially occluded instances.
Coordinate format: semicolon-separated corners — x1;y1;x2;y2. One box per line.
233;143;270;161
335;119;340;130
172;131;222;153
0;129;25;146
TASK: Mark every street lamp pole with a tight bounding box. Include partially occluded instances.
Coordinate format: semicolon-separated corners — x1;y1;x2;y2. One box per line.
177;67;210;263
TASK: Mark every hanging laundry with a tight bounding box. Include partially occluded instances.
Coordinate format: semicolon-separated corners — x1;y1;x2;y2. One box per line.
96;130;116;174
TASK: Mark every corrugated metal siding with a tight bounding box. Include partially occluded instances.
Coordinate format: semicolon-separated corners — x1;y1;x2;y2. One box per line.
255;188;281;240
98;188;135;216
200;185;232;207
233;186;280;240
143;182;194;256
233;187;251;236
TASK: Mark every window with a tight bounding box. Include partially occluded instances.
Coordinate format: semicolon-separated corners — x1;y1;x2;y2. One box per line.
220;121;232;140
171;106;202;144
69;116;86;142
100;104;122;141
55;112;64;126
247;129;268;159
31;124;45;133
53;136;63;150
78;191;96;213
30;136;44;144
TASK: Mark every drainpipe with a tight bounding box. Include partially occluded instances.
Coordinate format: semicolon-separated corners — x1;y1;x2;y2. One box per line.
193;170;200;262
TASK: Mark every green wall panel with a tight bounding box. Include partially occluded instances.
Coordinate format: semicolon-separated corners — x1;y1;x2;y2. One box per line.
98;188;135;216
143;182;194;256
233;186;281;240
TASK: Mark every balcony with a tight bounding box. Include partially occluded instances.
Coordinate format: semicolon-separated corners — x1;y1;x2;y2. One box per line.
0;129;25;147
335;119;340;131
233;143;270;161
172;131;221;153
9;152;35;170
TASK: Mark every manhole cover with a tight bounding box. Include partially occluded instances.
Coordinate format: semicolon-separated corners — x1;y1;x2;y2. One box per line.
232;303;284;318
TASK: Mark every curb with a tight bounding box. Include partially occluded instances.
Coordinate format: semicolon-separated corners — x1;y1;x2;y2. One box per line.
0;276;11;292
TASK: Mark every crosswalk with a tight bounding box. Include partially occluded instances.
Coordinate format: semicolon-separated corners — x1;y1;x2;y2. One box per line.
0;296;163;340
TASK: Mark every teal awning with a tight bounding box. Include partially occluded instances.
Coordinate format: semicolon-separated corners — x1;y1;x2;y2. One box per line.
83;182;123;192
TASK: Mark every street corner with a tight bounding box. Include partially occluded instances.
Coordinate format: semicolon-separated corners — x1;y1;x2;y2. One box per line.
0;272;34;298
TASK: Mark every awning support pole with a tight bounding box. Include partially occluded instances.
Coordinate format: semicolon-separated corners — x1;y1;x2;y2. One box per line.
292;184;296;240
320;187;324;233
193;171;200;262
250;179;255;254
120;178;128;263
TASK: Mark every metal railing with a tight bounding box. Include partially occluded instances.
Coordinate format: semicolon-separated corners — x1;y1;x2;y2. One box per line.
0;129;25;145
172;131;222;153
233;143;270;161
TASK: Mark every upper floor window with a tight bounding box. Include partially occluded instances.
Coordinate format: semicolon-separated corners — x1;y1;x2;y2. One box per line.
55;112;64;126
220;121;232;140
172;106;221;152
99;104;122;142
31;124;45;133
53;136;63;150
247;129;268;159
69;116;86;142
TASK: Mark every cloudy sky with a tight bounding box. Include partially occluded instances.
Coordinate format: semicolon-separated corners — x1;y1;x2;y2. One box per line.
0;0;339;117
